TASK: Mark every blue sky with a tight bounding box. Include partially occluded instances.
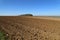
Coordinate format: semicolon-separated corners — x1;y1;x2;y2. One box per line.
0;0;60;16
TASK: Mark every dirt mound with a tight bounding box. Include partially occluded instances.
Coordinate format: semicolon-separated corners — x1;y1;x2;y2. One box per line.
0;16;60;40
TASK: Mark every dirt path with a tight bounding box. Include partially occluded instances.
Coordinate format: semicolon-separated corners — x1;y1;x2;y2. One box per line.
0;16;60;40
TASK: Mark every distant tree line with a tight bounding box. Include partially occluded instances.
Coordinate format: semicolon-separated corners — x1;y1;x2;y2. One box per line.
20;14;33;16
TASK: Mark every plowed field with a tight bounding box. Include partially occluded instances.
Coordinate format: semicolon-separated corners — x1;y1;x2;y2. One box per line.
0;16;60;40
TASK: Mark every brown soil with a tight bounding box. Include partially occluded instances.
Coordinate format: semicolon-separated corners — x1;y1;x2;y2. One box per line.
0;16;60;40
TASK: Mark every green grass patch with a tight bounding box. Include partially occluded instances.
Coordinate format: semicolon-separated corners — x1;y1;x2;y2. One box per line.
0;31;6;40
